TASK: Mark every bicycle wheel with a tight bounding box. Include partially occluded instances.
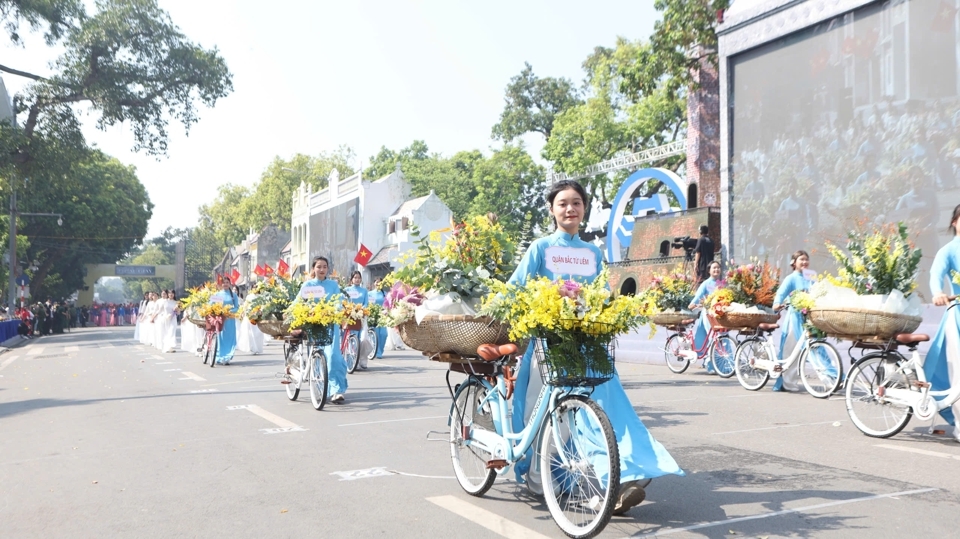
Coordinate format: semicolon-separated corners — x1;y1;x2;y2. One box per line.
310;348;328;411
365;328;378;361
540;395;619;539
209;333;218;368
845;354;914;438
734;337;770;391
710;334;737;378
285;343;301;401
449;379;497;496
345;333;360;374
800;341;843;398
664;333;690;374
201;331;211;364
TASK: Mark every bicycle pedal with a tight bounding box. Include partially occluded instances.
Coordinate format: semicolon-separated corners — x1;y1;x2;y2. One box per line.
773;365;783;373
485;459;508;470
911;380;931;389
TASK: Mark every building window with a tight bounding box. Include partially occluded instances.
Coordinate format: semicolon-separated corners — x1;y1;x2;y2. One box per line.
388;220;396;234
687;184;698;208
659;240;671;257
619;278;637;297
401;217;409;230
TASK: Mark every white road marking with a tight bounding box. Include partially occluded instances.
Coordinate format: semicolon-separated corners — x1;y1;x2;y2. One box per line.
179;372;206;381
711;420;842;436
427;495;552;539
0;355;19;372
876;444;960;461
331;467;394;481
190;389;218;393
226;404;304;433
155;362;173;365
627;488;936;538
64;346;79;353
389;470;455;479
164;368;182;372
339;415;447;427
27;347;44;356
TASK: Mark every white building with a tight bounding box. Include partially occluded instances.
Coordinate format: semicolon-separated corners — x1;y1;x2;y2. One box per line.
291;165;454;282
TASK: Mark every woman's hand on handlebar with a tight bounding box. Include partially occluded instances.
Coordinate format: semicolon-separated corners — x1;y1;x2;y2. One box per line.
934;294;958;307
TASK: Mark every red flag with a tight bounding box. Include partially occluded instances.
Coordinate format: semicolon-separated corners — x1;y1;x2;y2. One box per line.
216;273;224;286
230;269;241;284
264;264;274;275
277;259;290;277
254;264;266;277
354;243;373;267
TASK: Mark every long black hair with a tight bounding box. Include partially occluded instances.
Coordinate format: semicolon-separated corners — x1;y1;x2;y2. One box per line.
949;204;960;235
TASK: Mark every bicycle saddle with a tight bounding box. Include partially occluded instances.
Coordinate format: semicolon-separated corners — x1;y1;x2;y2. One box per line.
477;343;518;361
758;323;779;332
895;333;929;345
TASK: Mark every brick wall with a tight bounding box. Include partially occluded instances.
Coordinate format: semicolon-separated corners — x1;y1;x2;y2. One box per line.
686;51;721;208
609;207;720;295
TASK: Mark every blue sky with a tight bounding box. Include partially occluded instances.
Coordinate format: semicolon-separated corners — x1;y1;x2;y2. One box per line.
1;1;658;237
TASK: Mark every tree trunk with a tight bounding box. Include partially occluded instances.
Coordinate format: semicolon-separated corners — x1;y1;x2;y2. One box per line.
29;247;66;300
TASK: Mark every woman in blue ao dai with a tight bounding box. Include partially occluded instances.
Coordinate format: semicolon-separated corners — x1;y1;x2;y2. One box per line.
770;251;820;391
211;283;240;365
344;270;370;370
688;261;722;374
298;256;349;404
509;180;683;515
368;279;388;359
926;205;960;441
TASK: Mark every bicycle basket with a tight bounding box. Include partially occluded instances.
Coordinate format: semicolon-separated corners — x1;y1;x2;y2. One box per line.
534;323;616;387
302;323;334;346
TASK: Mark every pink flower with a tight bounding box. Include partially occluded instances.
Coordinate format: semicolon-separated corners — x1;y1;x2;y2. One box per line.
558;280;581;299
747;264;755;271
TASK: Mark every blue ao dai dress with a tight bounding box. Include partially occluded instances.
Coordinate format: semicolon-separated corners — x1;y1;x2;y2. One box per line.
508;229;683;484
299;278;348;396
211;291;240;364
369;289;388;358
925;237;960;425
690;277;719;373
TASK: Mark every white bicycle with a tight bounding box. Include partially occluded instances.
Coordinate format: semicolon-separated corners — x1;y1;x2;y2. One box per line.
734;324;843;398
843;326;949;438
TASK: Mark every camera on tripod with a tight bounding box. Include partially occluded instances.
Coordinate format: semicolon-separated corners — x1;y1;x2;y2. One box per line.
671;236;698;260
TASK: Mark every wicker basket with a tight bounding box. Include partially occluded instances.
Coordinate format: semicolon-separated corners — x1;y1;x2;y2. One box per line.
421;315;515;357
187;317;205;328
397;319;437;353
652;312;694;327
808;308;921;339
256;319;290;337
715;311;779;329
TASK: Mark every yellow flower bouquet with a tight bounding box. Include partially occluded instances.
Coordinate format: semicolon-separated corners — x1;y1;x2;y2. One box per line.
197;302;237;319
180;283;217;321
243;276;300;323
341;300;369;330
481;270;648;385
285;297;342;345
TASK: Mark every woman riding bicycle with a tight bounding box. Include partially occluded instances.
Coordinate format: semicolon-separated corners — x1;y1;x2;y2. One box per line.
927;204;960;441
296;256;349;404
211;282;240;365
344;270;370;371
368;279;388;359
509;179;683;515
688;260;722;374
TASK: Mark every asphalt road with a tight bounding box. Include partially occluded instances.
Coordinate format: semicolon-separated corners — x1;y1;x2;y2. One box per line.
2;326;959;538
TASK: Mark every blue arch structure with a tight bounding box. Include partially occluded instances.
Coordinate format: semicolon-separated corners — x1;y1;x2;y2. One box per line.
606;167;688;263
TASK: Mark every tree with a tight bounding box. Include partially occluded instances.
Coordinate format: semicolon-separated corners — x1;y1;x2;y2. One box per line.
491;62;581;142
0;0;83;45
122;242;173;299
470;144;546;240
243;147;355;232
1;0;233;160
21;149;153;299
197;183;251;249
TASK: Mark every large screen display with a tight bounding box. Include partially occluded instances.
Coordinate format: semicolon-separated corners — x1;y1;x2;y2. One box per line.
308;198;360;279
731;0;958;296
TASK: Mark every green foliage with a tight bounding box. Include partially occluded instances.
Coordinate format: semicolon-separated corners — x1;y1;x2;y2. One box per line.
122;242;174;299
198;184;253;248
826;223;923;296
469;144;546;241
0;0;83;45
490;62;582;141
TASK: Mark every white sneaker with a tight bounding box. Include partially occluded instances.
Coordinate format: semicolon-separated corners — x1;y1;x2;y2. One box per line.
953;426;960;443
331;394;345;404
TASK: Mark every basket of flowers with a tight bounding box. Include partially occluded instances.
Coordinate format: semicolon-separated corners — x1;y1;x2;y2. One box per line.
641;267;696;328
808;223;923;340
244;276;299;337
707;260;780;329
197;303;236;332
380;282;432;351
180;284;217;327
482;270;648;386
341;300;368;332
285;296;341;347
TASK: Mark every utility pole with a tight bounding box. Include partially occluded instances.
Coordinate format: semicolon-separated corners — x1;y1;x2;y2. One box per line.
7;188;16;312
